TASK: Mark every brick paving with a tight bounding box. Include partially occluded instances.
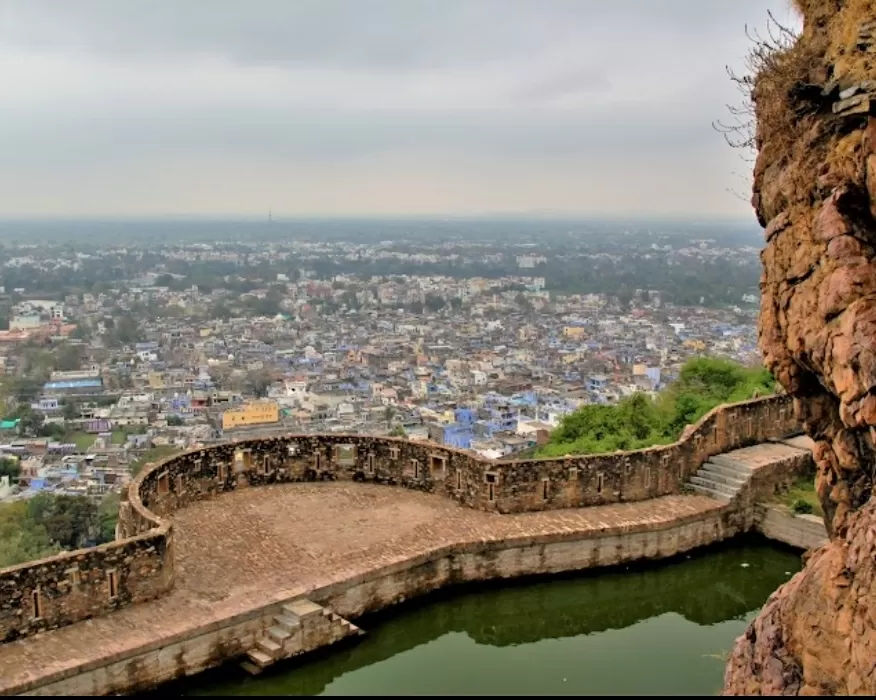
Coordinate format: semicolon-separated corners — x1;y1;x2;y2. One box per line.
0;483;722;693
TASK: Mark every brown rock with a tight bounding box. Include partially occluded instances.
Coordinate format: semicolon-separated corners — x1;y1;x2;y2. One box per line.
818;262;876;318
765;212;791;242
814;188;852;241
826;235;865;260
866;155;876;218
723;0;876;695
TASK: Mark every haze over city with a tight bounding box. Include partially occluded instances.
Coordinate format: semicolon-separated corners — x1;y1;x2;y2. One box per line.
0;0;798;219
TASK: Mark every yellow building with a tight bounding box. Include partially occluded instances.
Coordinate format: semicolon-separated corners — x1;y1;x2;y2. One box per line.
222;401;280;431
683;339;707;352
563;326;587;340
147;371;166;389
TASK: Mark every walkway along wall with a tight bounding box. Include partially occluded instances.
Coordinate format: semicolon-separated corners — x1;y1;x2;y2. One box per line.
0;394;799;642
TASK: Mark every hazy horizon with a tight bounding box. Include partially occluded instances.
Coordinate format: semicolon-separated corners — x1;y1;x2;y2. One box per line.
1;0;799;220
0;213;762;227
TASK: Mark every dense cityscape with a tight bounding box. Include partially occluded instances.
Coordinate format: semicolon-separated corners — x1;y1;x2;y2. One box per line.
0;217;771;564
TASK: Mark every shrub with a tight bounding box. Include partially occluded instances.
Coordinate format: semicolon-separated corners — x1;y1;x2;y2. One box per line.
791;499;814;515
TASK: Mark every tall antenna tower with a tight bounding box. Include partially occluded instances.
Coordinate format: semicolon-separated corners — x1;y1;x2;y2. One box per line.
268;208;273;223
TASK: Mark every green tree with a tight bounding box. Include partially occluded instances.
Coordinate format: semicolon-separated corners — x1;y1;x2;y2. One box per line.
424;294;446;312
37;421;66;438
53;344;82;372
62;400;79;421
98;492;120;543
17;408;45;437
115;314;141;345
0;501;58;567
0;457;20;480
26;493;99;550
538;357;776;457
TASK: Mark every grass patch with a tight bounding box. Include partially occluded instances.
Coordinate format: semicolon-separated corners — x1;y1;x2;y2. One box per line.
777;476;823;518
66;431;96;452
129;445;182;475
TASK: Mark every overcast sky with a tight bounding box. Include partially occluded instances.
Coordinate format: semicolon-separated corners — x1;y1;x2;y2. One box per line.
0;0;798;219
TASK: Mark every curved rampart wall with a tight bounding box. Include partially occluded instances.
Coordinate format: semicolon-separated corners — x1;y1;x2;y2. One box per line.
0;394;798;642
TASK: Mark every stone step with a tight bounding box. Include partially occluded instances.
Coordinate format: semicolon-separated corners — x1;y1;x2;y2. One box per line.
689;476;740;496
273;613;301;632
282;599;324;621
342;620;363;634
699;461;749;480
323;609;342;623
701;462;753;483
257;637;282;656
688;483;732;501
247;649;275;668
267;625;292;643
709;454;756;473
695;467;746;487
240;660;264;676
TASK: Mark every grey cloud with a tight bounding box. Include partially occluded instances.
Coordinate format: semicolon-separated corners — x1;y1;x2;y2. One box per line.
509;69;613;105
0;0;800;217
2;0;787;69
0;106;721;175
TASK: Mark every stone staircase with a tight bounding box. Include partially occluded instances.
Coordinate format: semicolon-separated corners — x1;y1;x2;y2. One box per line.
687;453;754;502
241;598;364;675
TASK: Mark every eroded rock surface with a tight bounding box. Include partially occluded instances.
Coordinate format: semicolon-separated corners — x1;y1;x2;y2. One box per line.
724;0;876;695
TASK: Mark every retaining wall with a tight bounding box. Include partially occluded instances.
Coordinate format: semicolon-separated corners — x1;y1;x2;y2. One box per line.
755;505;829;551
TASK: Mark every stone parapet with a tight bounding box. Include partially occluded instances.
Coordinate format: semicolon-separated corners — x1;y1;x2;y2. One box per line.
0;394;800;643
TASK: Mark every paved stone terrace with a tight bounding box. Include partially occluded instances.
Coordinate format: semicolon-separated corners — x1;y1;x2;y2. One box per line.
722;439;814;468
0;483;722;694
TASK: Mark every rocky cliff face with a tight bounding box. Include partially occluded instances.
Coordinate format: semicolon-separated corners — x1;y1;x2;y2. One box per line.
723;0;876;695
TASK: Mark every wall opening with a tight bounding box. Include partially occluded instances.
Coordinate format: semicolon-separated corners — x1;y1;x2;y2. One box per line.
412;459;420;480
259;455;269;475
644;467;651;489
389;446;400;460
569;467;578;480
367;453;375;474
31;588;42;620
287;443;300;457
314;451;322;471
193;458;202;474
336;444;357;466
542;478;549;500
456;470;462;490
429;455;446;477
107;570;118;599
218;463;227;482
597;472;604;494
157;472;169;495
175;474;184;494
488;482;495;501
66;567;80;587
242;450;253;471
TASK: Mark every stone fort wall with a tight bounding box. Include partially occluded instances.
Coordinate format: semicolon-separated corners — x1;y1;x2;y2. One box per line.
0;394;798;642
